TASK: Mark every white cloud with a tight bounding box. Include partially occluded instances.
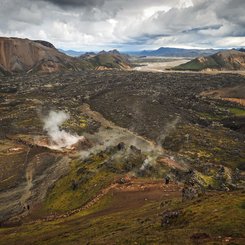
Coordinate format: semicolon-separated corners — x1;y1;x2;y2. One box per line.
215;37;245;48
0;0;244;50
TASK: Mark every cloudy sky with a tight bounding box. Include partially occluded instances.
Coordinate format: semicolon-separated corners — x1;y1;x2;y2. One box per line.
0;0;244;51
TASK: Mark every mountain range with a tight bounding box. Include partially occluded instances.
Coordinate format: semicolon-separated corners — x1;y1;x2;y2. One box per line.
1;37;245;75
129;47;223;57
59;49;85;57
0;37;132;75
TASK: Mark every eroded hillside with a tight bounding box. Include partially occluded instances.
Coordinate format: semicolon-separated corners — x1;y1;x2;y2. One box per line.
0;37;132;75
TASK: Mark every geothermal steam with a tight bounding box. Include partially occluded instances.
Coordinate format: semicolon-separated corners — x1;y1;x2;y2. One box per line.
43;110;84;149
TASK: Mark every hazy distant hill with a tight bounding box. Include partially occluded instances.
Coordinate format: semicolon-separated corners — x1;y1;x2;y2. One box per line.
0;37;84;74
80;49;132;70
173;50;245;71
132;47;222;57
59;49;85;57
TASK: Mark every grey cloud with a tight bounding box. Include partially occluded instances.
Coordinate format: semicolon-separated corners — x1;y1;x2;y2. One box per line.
42;0;105;8
182;25;223;33
128;0;244;47
0;0;244;50
126;34;170;45
216;0;245;25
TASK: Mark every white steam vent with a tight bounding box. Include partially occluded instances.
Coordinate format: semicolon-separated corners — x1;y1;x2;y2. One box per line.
43;110;84;149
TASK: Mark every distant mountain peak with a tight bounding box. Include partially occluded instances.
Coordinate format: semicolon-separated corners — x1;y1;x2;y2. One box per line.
137;47;221;57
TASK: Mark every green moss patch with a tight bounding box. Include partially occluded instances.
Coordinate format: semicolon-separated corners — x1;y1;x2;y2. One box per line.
228;107;245;117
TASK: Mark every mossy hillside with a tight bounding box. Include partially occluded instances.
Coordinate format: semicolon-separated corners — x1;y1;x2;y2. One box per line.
182;192;245;237
42;139;171;214
43;146;158;213
88;53;129;69
162;124;245;170
44;156;116;212
0;191;244;244
173;56;220;71
90;54;118;67
72;59;94;70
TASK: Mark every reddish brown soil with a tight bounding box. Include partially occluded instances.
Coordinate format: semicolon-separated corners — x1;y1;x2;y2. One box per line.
201;84;245;106
90;180;182;218
222;98;245;106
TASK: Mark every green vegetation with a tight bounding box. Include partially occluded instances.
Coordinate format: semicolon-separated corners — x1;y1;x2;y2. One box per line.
197;111;225;121
72;59;94;70
88;53;130;69
182;192;245;237
228;107;245;117
197;106;245;122
62;115;89;134
0;191;244;244
44;156;116;213
162;124;245;170
173;56;219;71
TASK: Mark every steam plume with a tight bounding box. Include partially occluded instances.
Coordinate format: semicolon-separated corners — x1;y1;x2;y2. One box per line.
140;156;154;171
157;117;180;146
43;110;84;149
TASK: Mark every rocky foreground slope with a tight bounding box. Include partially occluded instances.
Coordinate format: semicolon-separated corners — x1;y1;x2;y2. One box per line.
173;50;245;71
0;70;244;244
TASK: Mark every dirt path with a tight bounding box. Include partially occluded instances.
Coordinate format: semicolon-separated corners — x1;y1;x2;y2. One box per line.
30;178;182;224
157;156;188;171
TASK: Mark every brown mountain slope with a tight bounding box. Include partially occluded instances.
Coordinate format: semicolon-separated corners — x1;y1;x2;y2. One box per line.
0;37;83;74
173;50;245;71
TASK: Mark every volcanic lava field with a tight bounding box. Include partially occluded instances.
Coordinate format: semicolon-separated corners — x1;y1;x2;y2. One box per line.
0;70;245;244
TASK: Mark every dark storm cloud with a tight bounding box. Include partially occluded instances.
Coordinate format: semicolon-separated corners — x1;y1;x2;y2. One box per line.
42;0;105;8
182;25;223;34
126;34;170;45
217;0;245;25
